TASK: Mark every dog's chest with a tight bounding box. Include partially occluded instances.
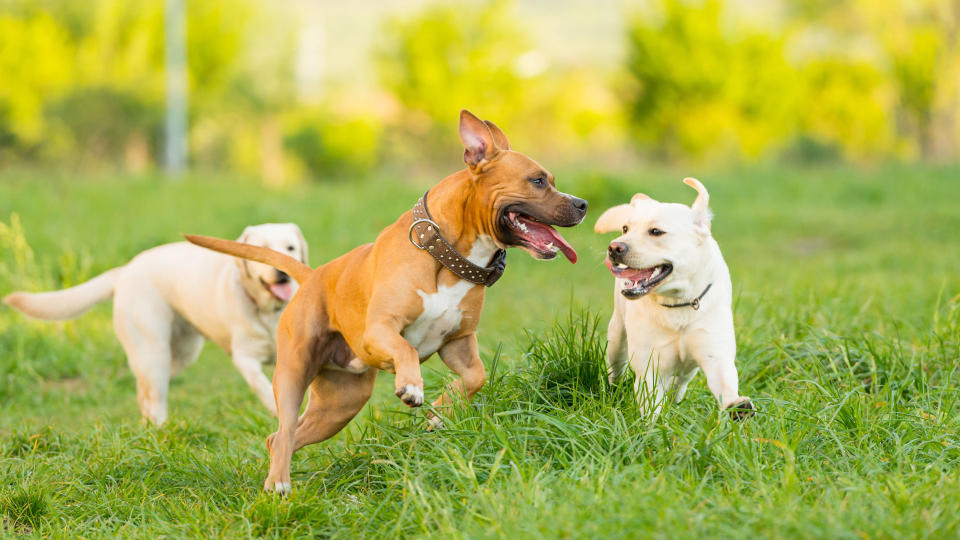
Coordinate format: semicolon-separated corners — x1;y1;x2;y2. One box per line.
403;281;474;358
402;235;495;359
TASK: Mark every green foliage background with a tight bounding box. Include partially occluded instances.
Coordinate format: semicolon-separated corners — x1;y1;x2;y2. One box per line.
1;0;958;180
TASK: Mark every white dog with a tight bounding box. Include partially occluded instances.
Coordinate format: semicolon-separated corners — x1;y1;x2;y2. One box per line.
594;178;753;418
3;223;308;425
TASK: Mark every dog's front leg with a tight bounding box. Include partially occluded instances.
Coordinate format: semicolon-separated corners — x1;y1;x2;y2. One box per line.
606;297;629;385
364;321;424;407
689;330;753;418
231;340;278;415
429;334;486;428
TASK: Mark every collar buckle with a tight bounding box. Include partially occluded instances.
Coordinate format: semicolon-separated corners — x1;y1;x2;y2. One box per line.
410;190;507;287
408;218;439;250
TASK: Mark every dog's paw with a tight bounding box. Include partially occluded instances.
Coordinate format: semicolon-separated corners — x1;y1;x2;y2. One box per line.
725;397;756;421
264;479;292;496
426;415;445;431
395;384;424;407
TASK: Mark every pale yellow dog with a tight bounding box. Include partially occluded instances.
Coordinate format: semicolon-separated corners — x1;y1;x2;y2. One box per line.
595;178;753;418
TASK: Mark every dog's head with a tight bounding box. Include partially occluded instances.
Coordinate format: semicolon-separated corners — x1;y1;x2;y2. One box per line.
235;223;308;306
458;109;587;263
594;178;713;299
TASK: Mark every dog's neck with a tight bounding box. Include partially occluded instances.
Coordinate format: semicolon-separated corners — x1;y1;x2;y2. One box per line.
235;264;285;314
421;170;499;265
647;240;722;306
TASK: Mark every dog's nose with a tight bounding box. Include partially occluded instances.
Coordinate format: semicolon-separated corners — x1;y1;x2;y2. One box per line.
571;197;588;214
608;242;629;258
276;271;290;284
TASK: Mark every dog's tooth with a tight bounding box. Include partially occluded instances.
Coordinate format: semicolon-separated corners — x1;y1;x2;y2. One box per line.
615;263;628;269
651;267;661;279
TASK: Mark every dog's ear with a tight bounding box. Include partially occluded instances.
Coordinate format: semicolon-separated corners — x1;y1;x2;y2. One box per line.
683;177;712;233
594;204;633;234
291;224;309;265
234;226;253;270
631;193;651;203
459;109;499;169
483;120;510;151
236;227;253;244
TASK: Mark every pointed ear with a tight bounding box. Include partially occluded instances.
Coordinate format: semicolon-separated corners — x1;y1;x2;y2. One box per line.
594;204;633;234
683;177;712;231
291;224;309;265
459;109;498;169
483;120;510;150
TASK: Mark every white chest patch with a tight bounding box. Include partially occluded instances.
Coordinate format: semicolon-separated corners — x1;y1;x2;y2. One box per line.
402;235;496;358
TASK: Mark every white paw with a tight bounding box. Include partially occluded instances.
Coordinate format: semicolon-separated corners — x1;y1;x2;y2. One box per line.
427;415;445;430
265;481;291;495
396;384;424;407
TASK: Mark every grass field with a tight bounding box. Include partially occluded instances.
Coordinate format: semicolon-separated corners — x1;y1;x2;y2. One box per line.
1;164;959;537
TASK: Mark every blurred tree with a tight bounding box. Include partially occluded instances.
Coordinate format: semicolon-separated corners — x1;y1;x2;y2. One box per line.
624;0;800;162
0;11;75;156
375;0;529;159
374;0;626;165
875;0;959;161
283;108;382;179
791;0;959;161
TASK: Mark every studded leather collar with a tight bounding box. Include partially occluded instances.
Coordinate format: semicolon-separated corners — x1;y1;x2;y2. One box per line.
409;190;507;287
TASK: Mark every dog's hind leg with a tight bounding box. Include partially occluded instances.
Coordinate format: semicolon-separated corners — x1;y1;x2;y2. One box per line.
170;315;204;378
673;368;699;403
263;336;317;495
292;368;377;451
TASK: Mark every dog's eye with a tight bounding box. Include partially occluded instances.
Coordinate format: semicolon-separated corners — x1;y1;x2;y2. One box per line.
528;176;545;186
648;228;665;237
286;245;295;252
622;225;629;233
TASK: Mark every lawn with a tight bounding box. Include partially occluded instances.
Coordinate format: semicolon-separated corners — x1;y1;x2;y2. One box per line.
1;164;959;538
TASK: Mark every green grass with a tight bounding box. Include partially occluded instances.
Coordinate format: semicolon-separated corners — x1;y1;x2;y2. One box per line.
1;164;959;537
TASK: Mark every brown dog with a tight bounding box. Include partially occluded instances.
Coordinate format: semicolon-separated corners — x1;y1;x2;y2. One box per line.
186;110;587;493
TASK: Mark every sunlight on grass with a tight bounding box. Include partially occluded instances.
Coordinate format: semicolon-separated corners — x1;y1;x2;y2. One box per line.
1;166;959;536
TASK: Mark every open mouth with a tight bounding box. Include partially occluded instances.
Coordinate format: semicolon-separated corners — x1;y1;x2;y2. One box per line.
260;277;294;302
501;209;578;263
605;259;673;299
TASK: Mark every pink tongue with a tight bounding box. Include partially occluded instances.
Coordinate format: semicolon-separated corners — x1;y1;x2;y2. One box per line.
523;219;579;263
269;282;295;302
604;259;654;282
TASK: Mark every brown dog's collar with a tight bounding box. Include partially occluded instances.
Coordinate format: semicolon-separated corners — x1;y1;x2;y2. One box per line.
409;190;507;287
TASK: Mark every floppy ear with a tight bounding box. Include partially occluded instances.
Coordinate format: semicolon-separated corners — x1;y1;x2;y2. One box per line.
459;109;499;169
483;120;510;150
683;177;712;232
594;204;633;234
292;224;309;265
631;193;651;203
234;226;253;270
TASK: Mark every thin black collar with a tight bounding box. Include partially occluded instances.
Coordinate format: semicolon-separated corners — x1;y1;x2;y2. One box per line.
409;190;507;287
661;283;713;310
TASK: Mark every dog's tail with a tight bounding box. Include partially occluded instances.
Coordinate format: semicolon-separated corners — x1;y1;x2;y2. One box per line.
184;234;313;284
3;267;122;320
